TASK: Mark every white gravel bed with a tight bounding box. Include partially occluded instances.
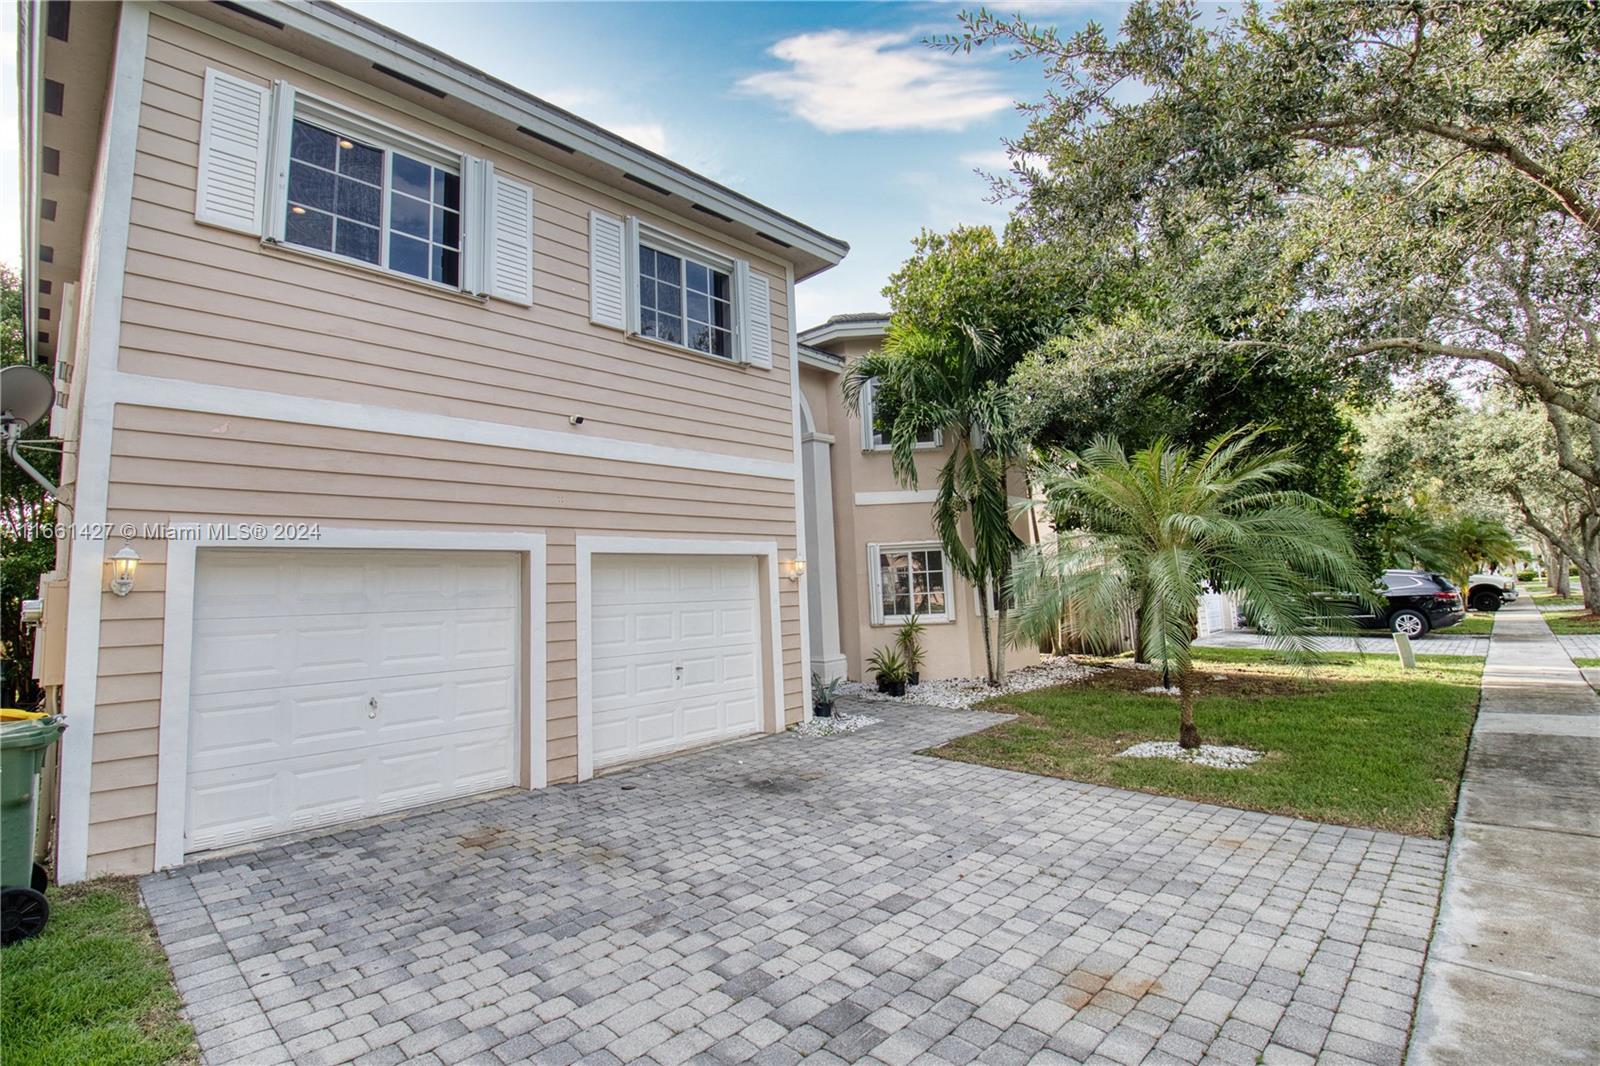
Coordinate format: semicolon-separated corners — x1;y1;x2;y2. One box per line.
1118;741;1264;769
837;656;1094;710
792;712;880;737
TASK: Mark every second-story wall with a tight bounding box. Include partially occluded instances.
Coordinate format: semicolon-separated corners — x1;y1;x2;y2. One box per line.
124;10;796;461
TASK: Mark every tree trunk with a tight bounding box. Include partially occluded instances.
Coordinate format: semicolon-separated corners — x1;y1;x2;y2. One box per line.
976;576;998;685
1550;546;1571;596
1133;606;1149;664
1178;674;1201;750
1583;531;1600;614
995;601;1008;681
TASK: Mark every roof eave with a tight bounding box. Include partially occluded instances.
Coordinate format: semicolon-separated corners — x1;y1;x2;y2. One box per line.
219;1;849;276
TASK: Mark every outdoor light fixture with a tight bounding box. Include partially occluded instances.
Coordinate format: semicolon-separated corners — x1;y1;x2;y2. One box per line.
109;541;140;597
782;558;807;583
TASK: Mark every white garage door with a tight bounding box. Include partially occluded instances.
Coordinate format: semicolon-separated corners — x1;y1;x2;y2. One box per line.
185;549;519;852
590;554;762;768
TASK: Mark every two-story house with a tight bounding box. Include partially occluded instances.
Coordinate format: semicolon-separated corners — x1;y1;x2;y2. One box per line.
18;0;846;881
797;314;1043;684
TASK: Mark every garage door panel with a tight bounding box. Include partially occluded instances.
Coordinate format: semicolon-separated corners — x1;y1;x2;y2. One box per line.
590;554;763;768
720;606;756;637
186;550;519;854
633;609;675;644
635;708;679;748
681;700;720;737
722;650;758;682
679;609;717;641
189;698;280;766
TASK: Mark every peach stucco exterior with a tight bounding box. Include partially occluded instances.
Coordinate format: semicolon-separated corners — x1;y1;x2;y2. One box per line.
798;322;1042;685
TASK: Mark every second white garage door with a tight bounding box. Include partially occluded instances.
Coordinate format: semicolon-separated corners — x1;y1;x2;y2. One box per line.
185;549;519;853
590;554;763;768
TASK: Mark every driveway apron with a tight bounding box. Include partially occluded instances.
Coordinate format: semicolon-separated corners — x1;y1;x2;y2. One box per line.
145;701;1449;1066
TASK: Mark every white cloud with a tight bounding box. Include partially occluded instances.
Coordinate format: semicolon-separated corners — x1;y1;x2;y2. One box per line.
738;30;1012;133
960;149;1013;171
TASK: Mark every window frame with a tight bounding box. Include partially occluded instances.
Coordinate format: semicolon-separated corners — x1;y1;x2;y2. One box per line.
275;93;471;296
861;378;943;453
869;541;956;625
630;223;738;363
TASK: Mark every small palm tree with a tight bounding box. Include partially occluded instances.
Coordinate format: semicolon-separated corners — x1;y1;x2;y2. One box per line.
843;321;1021;685
1009;429;1368;749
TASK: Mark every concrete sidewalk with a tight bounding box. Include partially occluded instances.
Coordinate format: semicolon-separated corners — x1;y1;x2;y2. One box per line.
1407;598;1600;1065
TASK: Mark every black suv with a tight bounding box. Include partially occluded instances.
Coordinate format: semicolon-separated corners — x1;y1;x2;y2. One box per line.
1348;569;1466;637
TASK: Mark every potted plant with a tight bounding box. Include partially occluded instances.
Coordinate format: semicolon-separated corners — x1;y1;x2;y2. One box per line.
867;646;908;697
811;672;842;718
896;614;926;685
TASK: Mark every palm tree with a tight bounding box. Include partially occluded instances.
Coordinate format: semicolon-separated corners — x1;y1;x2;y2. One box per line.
843;321;1021;684
1008;429;1368;748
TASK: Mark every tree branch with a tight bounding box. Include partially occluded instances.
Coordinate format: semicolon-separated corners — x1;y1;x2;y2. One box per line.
1350;337;1600;424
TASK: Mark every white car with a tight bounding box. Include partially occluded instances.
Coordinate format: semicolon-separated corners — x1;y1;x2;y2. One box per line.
1466;572;1519;612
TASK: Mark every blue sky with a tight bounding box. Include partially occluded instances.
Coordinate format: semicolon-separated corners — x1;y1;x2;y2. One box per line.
344;1;1123;325
1;2;1133;325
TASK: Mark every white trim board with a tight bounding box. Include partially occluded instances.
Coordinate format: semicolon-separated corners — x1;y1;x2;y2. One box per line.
153;526;548;871
573;536;785;781
855;490;940;506
56;5;151;884
110;371;797;481
797;317;888;347
785;265;812;723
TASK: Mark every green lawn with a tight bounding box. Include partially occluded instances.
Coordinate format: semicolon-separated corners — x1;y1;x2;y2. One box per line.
932;647;1481;838
1530;582;1585;609
1572;657;1600;668
0;879;195;1066
1545;612;1600;635
1448;613;1494;636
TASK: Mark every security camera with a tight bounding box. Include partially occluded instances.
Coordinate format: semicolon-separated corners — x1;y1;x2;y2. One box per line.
569;415;585;426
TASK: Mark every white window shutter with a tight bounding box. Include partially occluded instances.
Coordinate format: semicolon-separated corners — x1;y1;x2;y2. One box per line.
867;543;884;625
738;261;774;369
588;211;626;329
485;168;535;306
195;68;274;234
623;215;641;333
261;81;295;243
459;155;490;295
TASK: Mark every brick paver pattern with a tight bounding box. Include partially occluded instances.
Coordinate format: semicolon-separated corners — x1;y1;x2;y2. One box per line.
1196;631;1487;659
1557;634;1600;661
143;702;1445;1066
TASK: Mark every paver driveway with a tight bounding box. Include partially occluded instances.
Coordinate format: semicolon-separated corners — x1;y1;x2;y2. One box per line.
143;702;1446;1066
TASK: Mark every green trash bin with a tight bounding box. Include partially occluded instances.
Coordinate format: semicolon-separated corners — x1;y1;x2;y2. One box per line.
1;713;66;946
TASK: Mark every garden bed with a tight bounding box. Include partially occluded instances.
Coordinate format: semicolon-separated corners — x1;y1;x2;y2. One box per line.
838;656;1094;710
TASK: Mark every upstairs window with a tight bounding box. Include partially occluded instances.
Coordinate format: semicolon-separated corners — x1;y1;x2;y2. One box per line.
862;378;941;451
639;243;733;359
285;118;461;288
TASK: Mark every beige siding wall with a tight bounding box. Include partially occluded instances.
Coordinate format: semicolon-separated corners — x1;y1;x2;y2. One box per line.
128;16;794;460
83;14;806;876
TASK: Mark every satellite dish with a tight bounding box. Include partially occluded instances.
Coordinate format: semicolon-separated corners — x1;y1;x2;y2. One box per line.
0;365;55;432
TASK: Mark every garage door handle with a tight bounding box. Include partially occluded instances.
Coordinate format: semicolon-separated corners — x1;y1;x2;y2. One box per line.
368;696;378;719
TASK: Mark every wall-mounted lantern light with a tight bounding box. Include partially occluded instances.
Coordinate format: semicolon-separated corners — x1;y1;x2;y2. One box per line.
109;541;140;597
781;558;807;583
